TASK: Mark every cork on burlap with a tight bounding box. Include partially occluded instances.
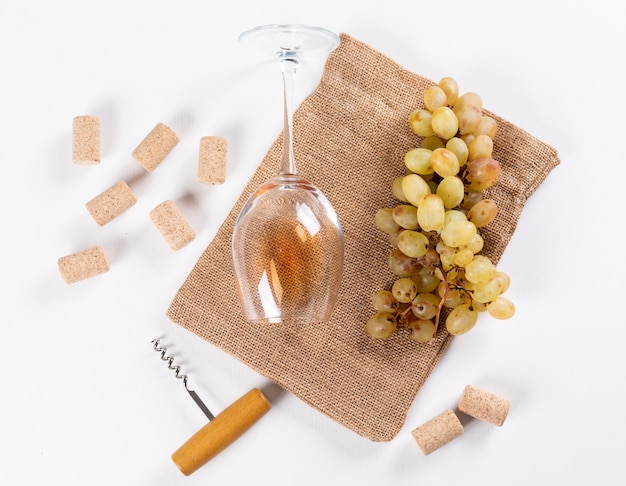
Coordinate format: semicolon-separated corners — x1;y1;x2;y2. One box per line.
167;33;560;442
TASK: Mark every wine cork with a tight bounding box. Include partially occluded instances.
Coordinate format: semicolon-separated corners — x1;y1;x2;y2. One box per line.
72;116;100;164
198;136;227;184
58;246;109;284
150;200;195;250
86;180;137;226
411;409;463;455
458;385;510;426
132;122;179;171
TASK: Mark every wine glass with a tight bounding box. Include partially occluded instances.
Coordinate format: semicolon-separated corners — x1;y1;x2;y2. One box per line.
232;24;345;324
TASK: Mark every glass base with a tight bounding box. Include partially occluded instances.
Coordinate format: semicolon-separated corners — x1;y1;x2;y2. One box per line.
238;24;340;57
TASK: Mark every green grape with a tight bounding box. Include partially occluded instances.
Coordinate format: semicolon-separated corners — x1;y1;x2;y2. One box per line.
388;231;400;248
465;158;501;191
440;220;477;247
421;136;445;151
372;290;398;312
417;194;445;232
401;173;431;207
424;85;448;111
468;134;494;161
404;147;434;175
445;137;469;166
461;190;483;210
494;271;510;294
435;240;456;258
392;277;418;303
408;317;436;343
437;176;465;209
461;132;475;147
471;300;489;312
366;312;397;339
393;204;419;230
411;292;441;320
453;247;474;267
422;248;441;267
473;115;497;139
412;264;441;293
438;76;459;106
434;253;452;274
466;277;501;303
438;283;470;309
439;254;455;271
467;199;498;227
465;255;496;284
456;105;482;135
443;209;467;226
445;304;478;335
453;92;483;114
462;232;484;254
389;248;417;277
444;266;464;285
431;106;459;140
375;207;401;234
408;109;435;137
397;230;429;258
431;148;460;177
487;296;515;319
392;176;409;202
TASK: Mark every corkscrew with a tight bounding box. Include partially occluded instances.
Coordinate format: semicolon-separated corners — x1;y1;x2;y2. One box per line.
152;339;215;420
151;338;272;476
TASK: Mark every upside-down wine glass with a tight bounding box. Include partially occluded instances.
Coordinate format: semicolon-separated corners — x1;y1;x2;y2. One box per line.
232;24;345;324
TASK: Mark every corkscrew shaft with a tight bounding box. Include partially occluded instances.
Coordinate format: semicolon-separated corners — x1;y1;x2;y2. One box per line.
151;338;215;420
187;389;215;421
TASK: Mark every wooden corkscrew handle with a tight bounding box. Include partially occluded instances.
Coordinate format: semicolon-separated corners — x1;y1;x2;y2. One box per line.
171;388;271;476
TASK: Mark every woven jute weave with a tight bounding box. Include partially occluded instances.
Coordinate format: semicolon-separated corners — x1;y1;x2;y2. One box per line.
167;33;560;441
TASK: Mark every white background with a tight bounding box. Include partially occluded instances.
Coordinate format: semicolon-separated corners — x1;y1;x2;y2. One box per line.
2;1;624;484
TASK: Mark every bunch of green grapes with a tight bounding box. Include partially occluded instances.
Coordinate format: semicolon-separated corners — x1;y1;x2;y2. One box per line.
367;77;515;342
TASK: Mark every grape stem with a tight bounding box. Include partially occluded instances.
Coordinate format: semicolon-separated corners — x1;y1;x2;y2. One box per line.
396;305;414;326
432;271;449;340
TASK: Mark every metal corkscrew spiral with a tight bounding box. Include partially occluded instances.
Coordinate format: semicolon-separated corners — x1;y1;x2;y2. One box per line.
151;338;215;420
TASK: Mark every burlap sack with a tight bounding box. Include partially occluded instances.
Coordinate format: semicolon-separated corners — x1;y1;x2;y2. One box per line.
167;33;560;441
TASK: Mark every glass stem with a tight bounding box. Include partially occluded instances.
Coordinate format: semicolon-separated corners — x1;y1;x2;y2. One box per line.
279;53;299;175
